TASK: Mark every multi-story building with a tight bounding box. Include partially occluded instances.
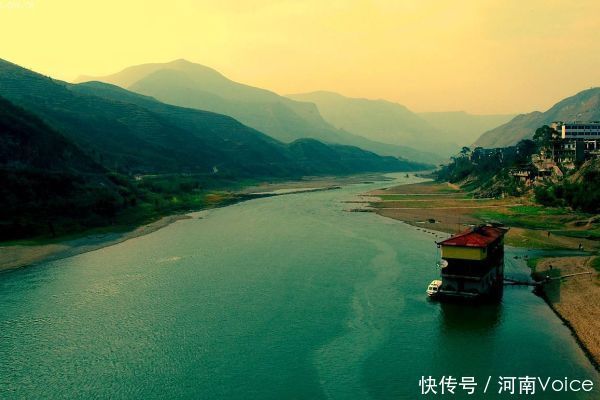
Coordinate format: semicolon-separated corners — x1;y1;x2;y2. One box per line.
551;122;600;162
560;122;600;141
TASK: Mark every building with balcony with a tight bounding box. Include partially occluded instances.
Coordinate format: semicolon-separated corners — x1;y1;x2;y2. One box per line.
549;122;600;163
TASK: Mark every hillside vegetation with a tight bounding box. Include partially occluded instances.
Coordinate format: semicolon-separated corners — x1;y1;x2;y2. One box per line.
0;96;131;239
438;126;600;215
534;158;600;213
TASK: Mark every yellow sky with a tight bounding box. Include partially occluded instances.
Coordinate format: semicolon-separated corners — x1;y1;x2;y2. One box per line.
1;0;599;114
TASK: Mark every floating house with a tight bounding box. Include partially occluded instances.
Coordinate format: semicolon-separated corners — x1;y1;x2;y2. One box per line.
436;225;508;300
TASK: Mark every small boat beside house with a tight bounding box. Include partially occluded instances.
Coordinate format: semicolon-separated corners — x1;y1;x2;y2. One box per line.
426;280;442;297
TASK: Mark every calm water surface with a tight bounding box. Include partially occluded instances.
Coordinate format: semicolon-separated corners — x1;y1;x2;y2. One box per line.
0;174;597;399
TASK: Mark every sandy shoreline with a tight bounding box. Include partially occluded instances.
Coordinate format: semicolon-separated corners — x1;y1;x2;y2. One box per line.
0;214;190;273
534;256;600;369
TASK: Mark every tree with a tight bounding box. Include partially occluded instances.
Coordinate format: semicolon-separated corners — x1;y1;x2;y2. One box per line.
533;125;557;150
515;139;536;164
471;147;484;163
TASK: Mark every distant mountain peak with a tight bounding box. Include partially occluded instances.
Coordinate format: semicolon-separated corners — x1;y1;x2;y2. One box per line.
164;59;224;76
74;59;227;88
168;58;193;64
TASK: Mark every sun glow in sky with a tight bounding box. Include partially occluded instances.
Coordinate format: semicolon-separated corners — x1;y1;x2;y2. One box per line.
1;0;599;113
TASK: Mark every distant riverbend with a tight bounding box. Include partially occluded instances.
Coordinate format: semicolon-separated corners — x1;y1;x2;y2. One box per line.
0;173;597;399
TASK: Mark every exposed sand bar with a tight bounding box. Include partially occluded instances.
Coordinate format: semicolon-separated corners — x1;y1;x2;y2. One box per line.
0;214;190;273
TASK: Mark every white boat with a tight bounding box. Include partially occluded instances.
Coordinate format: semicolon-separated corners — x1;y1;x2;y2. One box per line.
426;280;442;297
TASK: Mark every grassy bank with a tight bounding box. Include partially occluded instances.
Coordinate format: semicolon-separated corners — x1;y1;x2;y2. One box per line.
364;181;599;252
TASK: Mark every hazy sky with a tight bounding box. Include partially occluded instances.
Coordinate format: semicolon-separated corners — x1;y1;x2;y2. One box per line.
1;0;599;114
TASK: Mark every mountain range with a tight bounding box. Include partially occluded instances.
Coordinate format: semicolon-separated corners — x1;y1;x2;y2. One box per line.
0;58;433;239
78;59;338;144
77;60;448;164
287;91;463;157
474;88;600;148
0;58;423;177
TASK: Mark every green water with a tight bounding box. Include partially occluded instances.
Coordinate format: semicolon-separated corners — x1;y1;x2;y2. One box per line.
0;174;597;399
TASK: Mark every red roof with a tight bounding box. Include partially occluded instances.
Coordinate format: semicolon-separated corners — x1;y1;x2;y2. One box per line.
438;226;507;248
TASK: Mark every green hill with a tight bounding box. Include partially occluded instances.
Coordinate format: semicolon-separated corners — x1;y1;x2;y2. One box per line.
474;88;600;148
0;95;135;239
0;95;102;173
286;139;409;174
77;60;442;164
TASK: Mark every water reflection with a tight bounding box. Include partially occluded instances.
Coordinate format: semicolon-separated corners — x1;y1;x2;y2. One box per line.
439;301;503;333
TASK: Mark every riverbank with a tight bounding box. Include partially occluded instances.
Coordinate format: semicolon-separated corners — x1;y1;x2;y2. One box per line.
0;174;384;273
0;214;191;273
362;181;599;251
362;179;600;369
532;256;600;369
3;172;596;399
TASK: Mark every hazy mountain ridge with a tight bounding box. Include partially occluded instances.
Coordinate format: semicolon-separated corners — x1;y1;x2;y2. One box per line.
77;60;359;143
287;90;461;157
78;60;444;164
128;68;333;143
417;111;515;147
474;88;600;148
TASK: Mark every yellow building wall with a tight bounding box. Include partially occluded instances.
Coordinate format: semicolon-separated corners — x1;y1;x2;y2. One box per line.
441;245;486;260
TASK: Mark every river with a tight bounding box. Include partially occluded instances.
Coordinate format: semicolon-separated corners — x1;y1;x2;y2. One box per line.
0;173;597;399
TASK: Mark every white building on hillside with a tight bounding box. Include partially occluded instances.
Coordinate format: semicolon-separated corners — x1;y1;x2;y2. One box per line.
548;122;600;162
560;122;600;140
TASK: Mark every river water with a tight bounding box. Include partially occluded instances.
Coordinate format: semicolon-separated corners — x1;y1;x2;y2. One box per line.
0;174;597;399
